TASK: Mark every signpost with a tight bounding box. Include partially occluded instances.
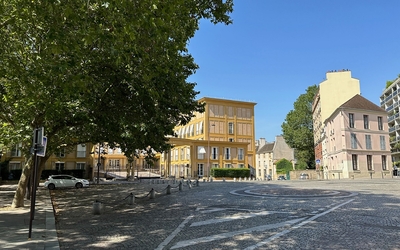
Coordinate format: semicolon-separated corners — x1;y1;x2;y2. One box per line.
28;127;45;239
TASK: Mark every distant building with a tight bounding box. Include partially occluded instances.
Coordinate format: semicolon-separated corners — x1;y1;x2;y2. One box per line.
324;94;391;179
312;70;361;169
255;136;294;180
380;76;400;167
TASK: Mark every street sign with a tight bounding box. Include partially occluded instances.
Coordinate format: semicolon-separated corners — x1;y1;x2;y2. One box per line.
316;159;320;164
37;136;47;157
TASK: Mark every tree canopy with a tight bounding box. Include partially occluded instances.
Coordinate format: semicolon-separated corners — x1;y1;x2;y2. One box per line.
275;158;292;174
281;85;318;169
0;0;233;207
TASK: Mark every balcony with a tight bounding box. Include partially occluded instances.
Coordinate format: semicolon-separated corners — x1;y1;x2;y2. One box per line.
386;105;394;112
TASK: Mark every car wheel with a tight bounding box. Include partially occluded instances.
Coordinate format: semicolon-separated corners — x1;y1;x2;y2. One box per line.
48;183;55;190
75;182;83;189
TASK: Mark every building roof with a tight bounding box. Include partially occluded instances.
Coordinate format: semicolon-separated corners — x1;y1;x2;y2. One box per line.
339;94;386;113
256;142;274;154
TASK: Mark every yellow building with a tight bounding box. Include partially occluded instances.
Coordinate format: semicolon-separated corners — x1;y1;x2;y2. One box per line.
1;98;256;180
161;97;256;179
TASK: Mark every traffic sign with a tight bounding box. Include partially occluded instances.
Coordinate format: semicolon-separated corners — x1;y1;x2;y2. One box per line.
316;159;320;164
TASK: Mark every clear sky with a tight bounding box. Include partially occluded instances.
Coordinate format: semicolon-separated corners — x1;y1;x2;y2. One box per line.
187;0;400;142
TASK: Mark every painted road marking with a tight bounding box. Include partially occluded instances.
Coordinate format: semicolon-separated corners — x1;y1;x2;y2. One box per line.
243;199;354;250
170;218;305;249
190;210;292;227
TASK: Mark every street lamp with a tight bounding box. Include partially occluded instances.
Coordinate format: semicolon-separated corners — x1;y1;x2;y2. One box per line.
96;143;102;184
207;123;215;179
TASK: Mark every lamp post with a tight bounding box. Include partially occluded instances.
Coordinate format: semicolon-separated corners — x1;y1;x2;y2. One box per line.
96;143;101;184
207;123;215;179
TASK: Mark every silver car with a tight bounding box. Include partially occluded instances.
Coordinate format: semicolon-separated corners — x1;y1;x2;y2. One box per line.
44;175;89;190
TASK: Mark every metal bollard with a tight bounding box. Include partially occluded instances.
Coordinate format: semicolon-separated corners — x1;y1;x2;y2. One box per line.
239;177;242;182
196;179;199;186
188;180;192;189
223;178;226;182
128;193;135;205
93;200;103;215
166;185;171;195
233;177;236;182
210;177;213;182
150;188;155;199
179;181;183;191
203;178;206;183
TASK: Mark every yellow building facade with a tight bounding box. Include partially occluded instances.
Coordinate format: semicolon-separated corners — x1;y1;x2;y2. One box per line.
162;97;256;179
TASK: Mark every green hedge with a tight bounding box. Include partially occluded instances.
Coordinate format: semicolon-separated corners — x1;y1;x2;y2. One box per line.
211;168;250;178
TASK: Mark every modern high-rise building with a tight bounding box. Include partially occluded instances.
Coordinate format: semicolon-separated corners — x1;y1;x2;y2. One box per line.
380;76;400;166
312;70;361;169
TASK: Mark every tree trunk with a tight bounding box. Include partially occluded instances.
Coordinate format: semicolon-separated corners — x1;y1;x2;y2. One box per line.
11;156;33;208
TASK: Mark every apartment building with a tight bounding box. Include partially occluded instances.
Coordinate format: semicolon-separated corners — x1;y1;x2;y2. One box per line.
255;136;294;180
312;70;361;169
2;143;94;179
380;76;400;166
162;97;256;179
324;94;391;179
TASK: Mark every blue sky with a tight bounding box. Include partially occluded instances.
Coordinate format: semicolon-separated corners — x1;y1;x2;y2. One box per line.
187;0;400;142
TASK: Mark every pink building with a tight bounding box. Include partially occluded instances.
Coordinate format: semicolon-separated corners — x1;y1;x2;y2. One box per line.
323;94;392;179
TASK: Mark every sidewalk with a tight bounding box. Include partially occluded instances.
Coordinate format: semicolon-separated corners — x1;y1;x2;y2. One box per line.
0;184;60;250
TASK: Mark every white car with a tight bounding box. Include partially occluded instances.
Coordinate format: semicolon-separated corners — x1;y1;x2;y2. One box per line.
44;175;89;190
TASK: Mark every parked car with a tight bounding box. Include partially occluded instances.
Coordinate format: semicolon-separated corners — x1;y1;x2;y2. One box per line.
299;173;309;180
44;175;89;190
277;175;286;180
265;174;272;181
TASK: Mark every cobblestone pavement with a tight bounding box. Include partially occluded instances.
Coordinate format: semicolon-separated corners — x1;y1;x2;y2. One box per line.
51;178;400;250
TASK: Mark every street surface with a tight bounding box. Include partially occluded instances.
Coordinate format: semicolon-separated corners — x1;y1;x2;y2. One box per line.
51;178;400;249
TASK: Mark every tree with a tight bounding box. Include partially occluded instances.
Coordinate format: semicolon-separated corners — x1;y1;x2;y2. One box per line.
275;158;292;174
0;0;233;207
281;85;318;169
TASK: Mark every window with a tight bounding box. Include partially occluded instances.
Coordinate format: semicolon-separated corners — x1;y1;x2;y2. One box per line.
76;163;85;170
229;138;234;142
351;133;357;149
211;163;219;168
55;162;65;171
382;155;387;170
108;159;120;169
77;144;86;157
228;122;234;134
212;147;218;160
365;135;372;149
57;149;65;158
352;155;358;170
197;146;205;160
9;162;21;170
349;113;354;128
380;136;386;150
363;115;369;129
11;143;22;157
238;148;244;160
225;164;232;168
175;149;178;160
224;148;231;160
367;155;372;170
180;148;184;160
198;164;204;176
238;164;245;168
186;148;190;160
378;116;383;130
